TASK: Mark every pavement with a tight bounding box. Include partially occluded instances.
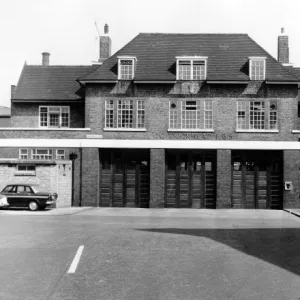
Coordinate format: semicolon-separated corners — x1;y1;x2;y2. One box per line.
284;208;300;218
0;206;93;215
1;209;300;300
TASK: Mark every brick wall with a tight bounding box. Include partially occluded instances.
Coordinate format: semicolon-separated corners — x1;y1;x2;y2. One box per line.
11;102;85;128
85;82;299;142
150;149;165;208
216;149;232;208
283;150;300;208
81;147;99;206
0;161;71;208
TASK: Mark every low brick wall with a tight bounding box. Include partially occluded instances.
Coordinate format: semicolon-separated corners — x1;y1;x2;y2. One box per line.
0;161;72;208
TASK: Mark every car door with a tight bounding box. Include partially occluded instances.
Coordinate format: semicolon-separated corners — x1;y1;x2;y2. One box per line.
2;185;17;207
16;185;29;207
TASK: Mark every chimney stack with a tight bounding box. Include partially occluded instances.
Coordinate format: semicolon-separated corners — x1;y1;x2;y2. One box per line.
278;27;289;64
98;24;111;64
42;52;50;66
11;85;16;99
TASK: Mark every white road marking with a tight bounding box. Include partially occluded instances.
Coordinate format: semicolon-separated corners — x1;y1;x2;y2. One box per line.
67;245;84;274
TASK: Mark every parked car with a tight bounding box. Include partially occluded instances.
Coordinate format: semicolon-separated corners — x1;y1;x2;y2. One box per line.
0;184;58;211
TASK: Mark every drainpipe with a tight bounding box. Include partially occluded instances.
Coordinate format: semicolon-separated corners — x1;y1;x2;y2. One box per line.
69;151;78;206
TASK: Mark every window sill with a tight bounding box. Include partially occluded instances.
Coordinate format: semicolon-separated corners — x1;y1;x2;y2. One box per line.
168;129;214;132
291;130;300;133
0;128;91;131
236;129;279;133
14;171;36;176
103;128;146;132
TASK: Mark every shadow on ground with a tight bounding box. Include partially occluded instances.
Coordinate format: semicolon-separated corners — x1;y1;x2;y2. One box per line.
137;228;300;276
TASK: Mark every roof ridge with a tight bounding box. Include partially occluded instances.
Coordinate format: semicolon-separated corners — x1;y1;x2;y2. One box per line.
139;33;249;35
25;65;93;68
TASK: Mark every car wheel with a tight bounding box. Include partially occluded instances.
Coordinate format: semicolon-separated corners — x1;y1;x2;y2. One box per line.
28;201;39;211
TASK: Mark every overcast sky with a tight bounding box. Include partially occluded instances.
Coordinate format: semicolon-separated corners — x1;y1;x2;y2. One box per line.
1;0;300;108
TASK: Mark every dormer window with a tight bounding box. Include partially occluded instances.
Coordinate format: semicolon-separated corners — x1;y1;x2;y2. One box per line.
176;56;207;80
249;57;266;80
118;56;136;80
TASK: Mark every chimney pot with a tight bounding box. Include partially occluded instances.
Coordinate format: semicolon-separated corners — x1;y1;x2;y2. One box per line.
42;52;50;66
281;27;284;34
104;24;109;34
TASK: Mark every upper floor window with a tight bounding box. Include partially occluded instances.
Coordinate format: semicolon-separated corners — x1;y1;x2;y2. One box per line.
169;100;213;130
118;56;136;80
236;100;277;130
176;56;207;81
249;57;266;80
105;99;145;129
39;106;70;128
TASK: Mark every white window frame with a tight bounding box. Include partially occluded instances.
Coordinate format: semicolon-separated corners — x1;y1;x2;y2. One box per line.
118;56;136;80
249;57;266;81
137;100;145;128
39;106;70;128
250;101;265;130
105;100;114;128
168;100;213;130
236;100;278;131
32;149;53;160
117;99;133;128
236;101;247;130
19;148;29;159
56;149;65;160
176;56;208;81
204;101;213;129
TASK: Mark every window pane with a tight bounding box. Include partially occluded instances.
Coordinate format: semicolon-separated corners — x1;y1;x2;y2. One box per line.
204;101;213;129
120;60;133;79
178;61;191;80
137;100;145;128
182;101;198;129
269;102;278;129
250;101;265;129
117;100;133;128
237;101;246;129
251;60;265;80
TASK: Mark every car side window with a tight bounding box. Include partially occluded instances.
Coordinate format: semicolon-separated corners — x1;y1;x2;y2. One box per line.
25;186;32;193
2;185;15;193
17;186;26;193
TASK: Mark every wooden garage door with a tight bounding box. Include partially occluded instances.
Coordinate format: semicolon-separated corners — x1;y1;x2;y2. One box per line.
100;150;150;208
232;151;283;209
165;151;216;208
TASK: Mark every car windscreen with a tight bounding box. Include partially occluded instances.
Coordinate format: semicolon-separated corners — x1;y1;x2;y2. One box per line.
2;186;15;193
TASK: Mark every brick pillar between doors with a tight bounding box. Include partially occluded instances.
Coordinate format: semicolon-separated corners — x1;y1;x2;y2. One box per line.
216;149;232;208
150;148;165;208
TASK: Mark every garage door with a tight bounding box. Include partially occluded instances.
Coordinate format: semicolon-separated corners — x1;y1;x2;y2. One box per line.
100;150;150;208
165;150;216;208
232;151;283;209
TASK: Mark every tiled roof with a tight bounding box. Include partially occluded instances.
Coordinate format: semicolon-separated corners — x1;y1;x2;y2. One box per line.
292;68;300;80
81;33;298;82
14;65;97;100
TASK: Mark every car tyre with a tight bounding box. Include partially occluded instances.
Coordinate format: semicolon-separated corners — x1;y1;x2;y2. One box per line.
28;201;39;211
